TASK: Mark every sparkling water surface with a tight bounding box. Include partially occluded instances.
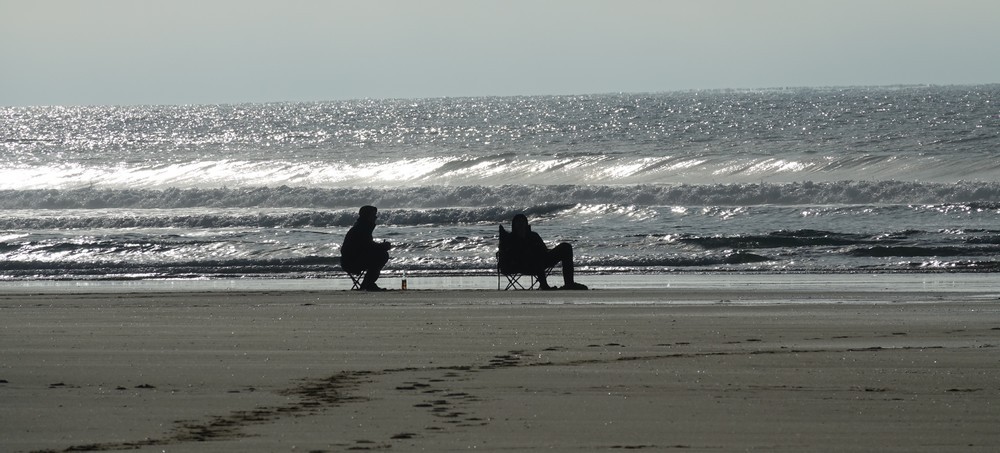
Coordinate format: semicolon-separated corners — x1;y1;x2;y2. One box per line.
2;85;999;281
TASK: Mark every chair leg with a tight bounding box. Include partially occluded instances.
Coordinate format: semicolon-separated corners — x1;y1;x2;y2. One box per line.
503;274;516;291
348;271;364;290
499;260;525;291
501;273;525;291
499;270;558;290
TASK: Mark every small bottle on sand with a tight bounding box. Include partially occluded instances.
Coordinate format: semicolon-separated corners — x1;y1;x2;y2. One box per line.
401;270;407;290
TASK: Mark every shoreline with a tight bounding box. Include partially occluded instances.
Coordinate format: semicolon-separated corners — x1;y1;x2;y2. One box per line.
2;287;999;452
2;272;997;296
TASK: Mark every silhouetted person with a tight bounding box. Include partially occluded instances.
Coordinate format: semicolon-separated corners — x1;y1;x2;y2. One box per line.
499;214;587;290
341;205;391;291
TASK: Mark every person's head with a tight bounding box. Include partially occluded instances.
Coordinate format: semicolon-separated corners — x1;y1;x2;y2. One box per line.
511;214;529;238
359;205;378;223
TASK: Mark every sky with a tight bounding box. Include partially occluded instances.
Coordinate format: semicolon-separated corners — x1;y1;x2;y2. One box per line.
2;0;998;106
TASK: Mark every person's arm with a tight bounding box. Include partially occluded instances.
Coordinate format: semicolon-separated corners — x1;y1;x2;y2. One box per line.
527;232;548;255
517;232;550;274
368;225;391;251
359;223;390;251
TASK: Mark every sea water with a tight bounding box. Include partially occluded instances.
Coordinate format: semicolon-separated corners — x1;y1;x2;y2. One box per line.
1;85;998;281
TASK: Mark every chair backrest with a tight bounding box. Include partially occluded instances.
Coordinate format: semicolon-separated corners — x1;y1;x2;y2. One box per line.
498;226;525;290
497;225;517;273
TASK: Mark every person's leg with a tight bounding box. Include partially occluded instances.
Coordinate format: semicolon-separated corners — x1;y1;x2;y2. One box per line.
535;271;552;290
543;243;587;290
532;246;558;289
551;242;574;285
360;250;390;290
536;243;571;288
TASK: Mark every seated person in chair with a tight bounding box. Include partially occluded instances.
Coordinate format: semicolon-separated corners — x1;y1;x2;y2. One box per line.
499;214;587;290
341;205;391;291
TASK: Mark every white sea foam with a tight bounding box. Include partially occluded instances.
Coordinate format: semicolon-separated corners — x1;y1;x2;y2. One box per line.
3;181;1000;212
4;151;1000;191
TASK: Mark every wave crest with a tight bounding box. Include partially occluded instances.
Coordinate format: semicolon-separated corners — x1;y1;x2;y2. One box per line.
4;181;1000;211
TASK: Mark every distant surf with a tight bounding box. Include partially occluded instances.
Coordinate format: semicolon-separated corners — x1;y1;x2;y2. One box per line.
3;181;1000;211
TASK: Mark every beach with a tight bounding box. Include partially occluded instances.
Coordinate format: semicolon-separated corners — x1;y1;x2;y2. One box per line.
4;6;999;450
2;280;999;452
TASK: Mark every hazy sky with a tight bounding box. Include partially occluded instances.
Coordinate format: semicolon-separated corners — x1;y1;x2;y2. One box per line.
2;0;998;106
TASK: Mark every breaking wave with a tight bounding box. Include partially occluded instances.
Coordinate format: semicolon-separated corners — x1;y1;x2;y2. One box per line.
4;181;1000;211
0;206;572;229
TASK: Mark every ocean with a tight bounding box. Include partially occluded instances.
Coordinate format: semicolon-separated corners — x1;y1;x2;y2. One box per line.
2;85;999;283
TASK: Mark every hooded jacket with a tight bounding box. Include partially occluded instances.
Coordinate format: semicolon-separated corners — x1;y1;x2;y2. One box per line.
341;217;378;265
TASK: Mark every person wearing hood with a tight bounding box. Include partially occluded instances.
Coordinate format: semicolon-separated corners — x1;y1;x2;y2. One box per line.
341;205;392;291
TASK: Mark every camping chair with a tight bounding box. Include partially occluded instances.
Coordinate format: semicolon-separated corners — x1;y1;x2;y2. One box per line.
496;252;556;290
497;252;532;290
497;225;554;290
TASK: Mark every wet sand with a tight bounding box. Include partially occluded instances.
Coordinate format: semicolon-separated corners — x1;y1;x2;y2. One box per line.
2;287;999;452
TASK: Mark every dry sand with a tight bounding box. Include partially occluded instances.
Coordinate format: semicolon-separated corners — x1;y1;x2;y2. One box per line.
2;286;999;452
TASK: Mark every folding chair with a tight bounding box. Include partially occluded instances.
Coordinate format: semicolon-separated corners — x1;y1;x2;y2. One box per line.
343;268;365;290
497;253;556;290
497;225;555;290
498;252;531;290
